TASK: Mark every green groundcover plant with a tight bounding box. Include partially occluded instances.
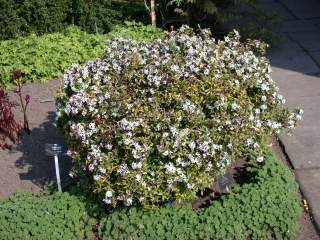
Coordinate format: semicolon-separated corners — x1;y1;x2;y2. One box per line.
0;26;105;86
0;192;95;240
56;26;302;207
0;149;302;240
0;22;162;87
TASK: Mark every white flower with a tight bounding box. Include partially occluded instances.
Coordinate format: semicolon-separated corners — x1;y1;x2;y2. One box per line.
126;198;133;206
117;164;128;176
103;198;112;204
257;156;264;162
188;141;196;150
165;163;176;173
231;103;240;110
246;138;253;146
106;190;113;198
260;104;267;110
106;144;113;150
135;174;142;182
187;183;193;189
261;83;269;91
162;132;169;138
132;162;142;169
93;175;101;181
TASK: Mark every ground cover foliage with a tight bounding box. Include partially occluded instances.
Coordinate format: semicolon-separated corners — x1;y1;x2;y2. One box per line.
0;149;302;239
0;22;162;87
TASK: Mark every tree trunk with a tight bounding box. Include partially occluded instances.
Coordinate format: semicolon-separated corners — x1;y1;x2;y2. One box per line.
150;0;156;26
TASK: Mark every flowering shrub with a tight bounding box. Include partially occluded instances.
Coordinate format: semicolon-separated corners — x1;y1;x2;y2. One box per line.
57;26;302;207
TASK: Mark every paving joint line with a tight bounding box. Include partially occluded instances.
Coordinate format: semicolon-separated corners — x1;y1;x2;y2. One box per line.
275;0;300;20
286;34;320;70
277;138;320;235
294;167;320;171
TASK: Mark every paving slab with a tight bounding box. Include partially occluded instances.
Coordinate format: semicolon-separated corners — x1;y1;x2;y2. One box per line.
261;0;320;235
289;31;320;52
272;69;320;169
309;51;320;66
269;41;320;74
0;79;70;198
279;0;320;19
278;95;320;169
257;2;296;21
281;131;320;169
296;169;320;232
281;20;320;33
272;69;320;98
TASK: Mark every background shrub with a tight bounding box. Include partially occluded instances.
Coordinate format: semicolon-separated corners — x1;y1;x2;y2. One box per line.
68;0;118;34
0;191;95;240
17;0;70;35
99;149;302;240
0;0;22;40
57;26;302;207
112;0;150;24
0;0;117;40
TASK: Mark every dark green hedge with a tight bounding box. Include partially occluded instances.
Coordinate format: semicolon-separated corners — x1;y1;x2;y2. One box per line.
99;149;302;240
0;192;95;240
0;0;117;40
0;149;302;240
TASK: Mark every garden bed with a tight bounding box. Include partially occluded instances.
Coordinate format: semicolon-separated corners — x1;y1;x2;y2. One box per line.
0;148;303;240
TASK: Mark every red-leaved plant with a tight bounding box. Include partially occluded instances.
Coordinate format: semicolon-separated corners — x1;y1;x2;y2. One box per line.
0;70;30;150
12;69;30;135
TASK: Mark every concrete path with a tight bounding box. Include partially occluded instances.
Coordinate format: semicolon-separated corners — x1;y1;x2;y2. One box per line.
261;0;320;233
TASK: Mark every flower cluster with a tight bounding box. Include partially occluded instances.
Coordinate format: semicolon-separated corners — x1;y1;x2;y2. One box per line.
57;26;302;207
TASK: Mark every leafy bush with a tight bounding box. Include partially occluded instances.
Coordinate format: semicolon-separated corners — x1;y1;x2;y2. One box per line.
68;0;118;34
159;0;282;44
17;0;70;35
56;26;302;207
0;192;95;240
0;0;116;40
99;149;302;239
0;23;162;87
0;0;22;40
112;0;150;24
0;0;70;40
109;21;163;42
0;27;106;86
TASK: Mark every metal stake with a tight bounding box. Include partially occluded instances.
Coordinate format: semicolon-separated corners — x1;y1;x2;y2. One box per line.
54;154;62;192
45;143;62;192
